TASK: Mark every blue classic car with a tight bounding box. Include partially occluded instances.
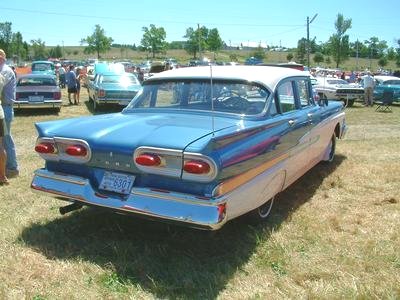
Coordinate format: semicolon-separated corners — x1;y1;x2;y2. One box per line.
87;71;142;111
31;61;56;76
372;75;400;102
31;66;347;230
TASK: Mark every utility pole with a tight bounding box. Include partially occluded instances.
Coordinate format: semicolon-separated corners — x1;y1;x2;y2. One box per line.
198;23;201;60
307;14;318;68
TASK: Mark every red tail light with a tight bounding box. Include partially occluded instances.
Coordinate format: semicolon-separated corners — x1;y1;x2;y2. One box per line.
217;203;226;221
66;145;87;156
183;160;210;174
135;153;161;166
98;89;105;97
35;142;56;154
54;91;61;100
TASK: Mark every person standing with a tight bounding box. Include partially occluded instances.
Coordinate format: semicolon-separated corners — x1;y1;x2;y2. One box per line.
75;67;82;105
0;74;9;184
362;71;375;106
58;64;66;88
65;65;77;105
0;49;18;178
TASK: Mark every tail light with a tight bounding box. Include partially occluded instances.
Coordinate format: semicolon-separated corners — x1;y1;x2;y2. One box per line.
135;153;161;166
54;91;61;100
134;147;217;182
16;92;20;100
35;137;91;163
98;89;106;97
217;203;226;222
35;142;56;154
183;160;210;174
66;145;87;156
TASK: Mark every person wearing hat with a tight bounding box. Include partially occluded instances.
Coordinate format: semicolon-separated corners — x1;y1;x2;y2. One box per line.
0;49;19;178
362;70;375;106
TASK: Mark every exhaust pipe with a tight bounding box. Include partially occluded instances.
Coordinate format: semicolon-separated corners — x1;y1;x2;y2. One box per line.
59;202;83;215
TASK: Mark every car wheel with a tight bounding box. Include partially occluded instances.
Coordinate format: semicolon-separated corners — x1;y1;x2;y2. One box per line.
248;197;274;223
323;134;336;163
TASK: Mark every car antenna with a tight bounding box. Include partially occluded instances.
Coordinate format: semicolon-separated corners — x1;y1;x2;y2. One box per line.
210;64;215;136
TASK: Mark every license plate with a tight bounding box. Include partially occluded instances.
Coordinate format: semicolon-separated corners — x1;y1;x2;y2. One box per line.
99;171;135;194
29;96;44;102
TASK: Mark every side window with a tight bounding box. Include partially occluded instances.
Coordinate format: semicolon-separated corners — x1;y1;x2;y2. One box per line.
277;81;296;113
297;79;313;107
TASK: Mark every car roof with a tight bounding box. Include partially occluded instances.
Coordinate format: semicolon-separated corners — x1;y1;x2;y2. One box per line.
374;75;400;81
32;60;54;64
98;71;133;76
147;66;308;88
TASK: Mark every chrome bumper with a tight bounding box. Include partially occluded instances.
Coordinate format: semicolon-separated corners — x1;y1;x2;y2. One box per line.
98;99;131;106
15;101;62;109
31;169;227;230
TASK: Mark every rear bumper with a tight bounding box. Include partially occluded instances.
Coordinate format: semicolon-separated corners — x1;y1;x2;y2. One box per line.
15;100;62;109
97;99;131;106
31;169;227;230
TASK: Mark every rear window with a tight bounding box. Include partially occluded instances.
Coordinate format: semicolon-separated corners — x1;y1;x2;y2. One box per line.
126;79;270;115
31;63;54;72
18;77;57;86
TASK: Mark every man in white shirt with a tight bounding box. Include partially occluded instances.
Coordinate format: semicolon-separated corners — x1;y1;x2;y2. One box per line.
362;71;375;106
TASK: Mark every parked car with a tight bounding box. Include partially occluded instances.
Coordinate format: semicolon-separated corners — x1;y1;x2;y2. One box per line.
31;66;346;230
31;61;56;76
15;74;62;112
314;76;364;107
88;71;141;111
245;56;263;65
371;75;400;102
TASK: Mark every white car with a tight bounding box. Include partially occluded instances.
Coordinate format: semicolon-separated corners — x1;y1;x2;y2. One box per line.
314;77;364;107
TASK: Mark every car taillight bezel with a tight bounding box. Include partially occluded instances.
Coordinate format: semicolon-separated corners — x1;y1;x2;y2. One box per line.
133;147;218;182
182;152;217;182
133;147;181;178
35;137;91;163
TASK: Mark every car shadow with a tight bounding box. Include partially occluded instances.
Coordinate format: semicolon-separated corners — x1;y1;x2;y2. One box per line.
14;108;60;116
19;155;345;298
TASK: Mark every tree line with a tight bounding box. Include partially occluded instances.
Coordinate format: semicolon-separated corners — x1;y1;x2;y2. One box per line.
1;13;400;69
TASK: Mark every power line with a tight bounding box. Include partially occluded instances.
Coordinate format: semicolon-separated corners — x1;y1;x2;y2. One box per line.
0;6;303;28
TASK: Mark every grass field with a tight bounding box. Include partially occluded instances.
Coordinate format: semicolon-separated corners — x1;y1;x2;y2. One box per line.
0;89;399;299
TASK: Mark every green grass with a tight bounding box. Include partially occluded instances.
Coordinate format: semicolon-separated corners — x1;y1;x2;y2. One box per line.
0;91;399;299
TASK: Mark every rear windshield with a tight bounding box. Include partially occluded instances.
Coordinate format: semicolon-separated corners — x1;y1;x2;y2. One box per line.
100;74;140;85
125;79;270;115
31;63;54;72
18;77;57;86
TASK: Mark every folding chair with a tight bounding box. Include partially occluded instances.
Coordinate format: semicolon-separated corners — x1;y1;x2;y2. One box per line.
375;91;393;112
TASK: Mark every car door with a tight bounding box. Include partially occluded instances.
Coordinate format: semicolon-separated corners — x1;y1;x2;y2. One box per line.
275;79;313;188
295;78;322;166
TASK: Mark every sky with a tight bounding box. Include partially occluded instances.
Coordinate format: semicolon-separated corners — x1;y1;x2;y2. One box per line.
1;0;400;49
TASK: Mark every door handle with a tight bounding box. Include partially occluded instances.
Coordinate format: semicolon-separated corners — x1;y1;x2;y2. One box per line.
307;113;313;118
288;120;295;126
